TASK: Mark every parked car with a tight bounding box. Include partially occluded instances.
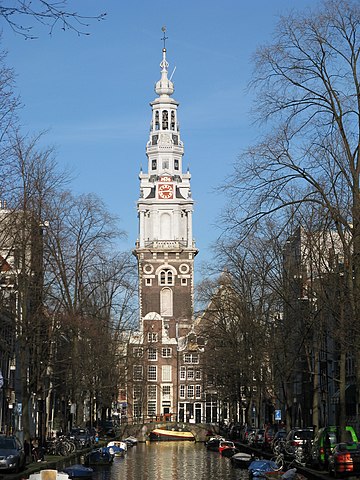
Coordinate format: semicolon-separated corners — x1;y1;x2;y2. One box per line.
0;435;26;473
263;424;283;451
284;427;314;459
249;428;265;448
228;424;242;440
310;426;359;470
240;426;256;443
328;442;360;477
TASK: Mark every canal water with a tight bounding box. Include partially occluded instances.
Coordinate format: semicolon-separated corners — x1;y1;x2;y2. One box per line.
91;442;250;480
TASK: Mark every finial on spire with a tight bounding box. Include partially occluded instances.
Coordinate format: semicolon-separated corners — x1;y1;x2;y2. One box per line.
161;26;168;50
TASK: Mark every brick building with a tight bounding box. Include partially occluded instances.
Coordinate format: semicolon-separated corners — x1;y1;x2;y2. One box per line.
127;37;205;424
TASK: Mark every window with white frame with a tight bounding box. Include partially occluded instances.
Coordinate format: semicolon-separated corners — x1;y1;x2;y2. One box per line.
133;402;142;418
184;353;199;364
148;332;158;342
180;366;186;380
148;401;156;417
195;369;202;380
148;347;157;360
148;385;157;399
133;347;143;358
162;364;171;382
187;385;194;398
148;365;157;381
195;385;201;399
133;365;143;381
162;385;171;398
145;278;152;286
159;269;174;286
162;347;172;358
187;368;194;380
133;385;142;400
179;384;185;399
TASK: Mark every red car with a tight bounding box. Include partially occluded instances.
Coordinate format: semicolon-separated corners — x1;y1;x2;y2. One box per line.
328;442;360;477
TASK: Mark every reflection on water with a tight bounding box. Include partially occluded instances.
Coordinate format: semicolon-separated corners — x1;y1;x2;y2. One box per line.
92;442;250;480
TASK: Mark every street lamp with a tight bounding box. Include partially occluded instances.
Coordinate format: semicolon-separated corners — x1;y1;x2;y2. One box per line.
37;394;45;449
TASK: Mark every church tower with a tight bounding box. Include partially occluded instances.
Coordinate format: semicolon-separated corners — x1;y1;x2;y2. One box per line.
130;31;199;422
134;37;197;336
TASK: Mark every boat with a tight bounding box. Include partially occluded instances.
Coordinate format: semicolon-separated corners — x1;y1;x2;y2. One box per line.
124;435;138;446
219;440;238;457
84;448;114;466
230;451;255;468
107;440;127;456
205;436;225;451
149;427;195;441
248;459;282;478
29;471;71;480
61;465;94;478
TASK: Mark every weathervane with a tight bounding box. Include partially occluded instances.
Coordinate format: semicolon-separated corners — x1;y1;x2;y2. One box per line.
161;26;168;49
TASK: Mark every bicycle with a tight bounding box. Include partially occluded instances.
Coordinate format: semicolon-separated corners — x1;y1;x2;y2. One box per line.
270;450;285;470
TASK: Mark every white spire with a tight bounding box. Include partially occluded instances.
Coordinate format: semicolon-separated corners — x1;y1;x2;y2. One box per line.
155;27;174;97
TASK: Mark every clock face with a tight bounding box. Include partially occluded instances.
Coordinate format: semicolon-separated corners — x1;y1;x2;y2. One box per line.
158;183;173;199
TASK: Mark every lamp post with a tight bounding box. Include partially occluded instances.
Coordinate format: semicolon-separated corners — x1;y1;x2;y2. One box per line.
37;393;45;450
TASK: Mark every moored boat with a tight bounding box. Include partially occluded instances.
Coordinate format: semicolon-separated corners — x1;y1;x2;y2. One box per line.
205;436;225;451
29;471;70;480
62;465;93;478
230;451;254;468
248;459;282;478
124;435;138;446
84;448;114;466
107;440;127;456
149;427;195;441
219;440;238;457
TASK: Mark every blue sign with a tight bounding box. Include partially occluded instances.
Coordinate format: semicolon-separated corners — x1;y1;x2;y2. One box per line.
275;409;281;421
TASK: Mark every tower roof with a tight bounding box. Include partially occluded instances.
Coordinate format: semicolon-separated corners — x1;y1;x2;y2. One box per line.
154;28;174;97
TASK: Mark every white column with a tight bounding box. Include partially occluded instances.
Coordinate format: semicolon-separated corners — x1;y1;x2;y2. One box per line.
186;209;193;247
139;209;146;247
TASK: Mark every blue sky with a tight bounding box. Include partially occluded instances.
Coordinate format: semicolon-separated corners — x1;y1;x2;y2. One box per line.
4;0;318;275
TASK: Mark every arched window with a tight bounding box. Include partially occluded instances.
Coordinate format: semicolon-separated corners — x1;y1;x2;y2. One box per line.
159;268;173;285
162;110;168;130
155;111;160;130
160;287;173;317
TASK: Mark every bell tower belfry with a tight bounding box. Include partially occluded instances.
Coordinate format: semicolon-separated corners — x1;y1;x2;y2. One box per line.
134;33;197;339
129;30;202;424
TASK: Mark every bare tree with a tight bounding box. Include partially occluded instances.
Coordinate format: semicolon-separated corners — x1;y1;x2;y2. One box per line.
0;1;106;38
44;191;137;429
222;0;360;434
0;130;67;441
